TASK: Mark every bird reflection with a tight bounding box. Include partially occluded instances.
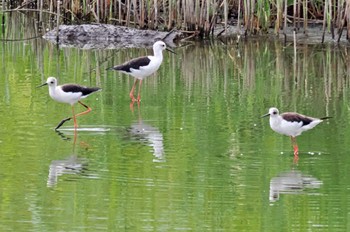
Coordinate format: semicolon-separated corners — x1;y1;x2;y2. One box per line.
47;130;88;187
55;130;74;141
47;155;88;187
269;170;322;202
128;102;165;163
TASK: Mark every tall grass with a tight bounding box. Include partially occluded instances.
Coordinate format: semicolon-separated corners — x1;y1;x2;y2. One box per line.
2;0;350;40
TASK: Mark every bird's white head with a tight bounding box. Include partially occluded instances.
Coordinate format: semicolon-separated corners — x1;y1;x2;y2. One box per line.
262;107;280;118
46;77;58;87
153;41;175;54
37;76;58;88
153;41;167;52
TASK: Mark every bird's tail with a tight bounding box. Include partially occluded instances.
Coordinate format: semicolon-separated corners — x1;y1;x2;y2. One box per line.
320;116;332;120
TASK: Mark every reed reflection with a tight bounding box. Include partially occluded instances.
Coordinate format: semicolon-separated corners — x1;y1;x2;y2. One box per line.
128;102;165;163
269;169;323;202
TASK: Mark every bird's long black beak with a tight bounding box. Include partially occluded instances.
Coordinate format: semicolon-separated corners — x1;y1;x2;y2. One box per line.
36;82;48;88
166;47;176;54
261;113;270;118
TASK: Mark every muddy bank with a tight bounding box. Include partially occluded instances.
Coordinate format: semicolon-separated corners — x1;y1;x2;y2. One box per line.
43;24;182;49
213;24;350;45
43;23;349;50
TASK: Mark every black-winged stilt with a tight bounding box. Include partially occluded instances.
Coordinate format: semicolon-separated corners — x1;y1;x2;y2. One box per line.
108;40;175;102
262;107;331;158
38;77;101;130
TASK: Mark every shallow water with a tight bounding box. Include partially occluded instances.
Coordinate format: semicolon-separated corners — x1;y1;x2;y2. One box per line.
1;13;350;231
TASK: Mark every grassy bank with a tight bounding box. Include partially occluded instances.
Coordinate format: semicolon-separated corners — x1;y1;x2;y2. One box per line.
2;0;350;40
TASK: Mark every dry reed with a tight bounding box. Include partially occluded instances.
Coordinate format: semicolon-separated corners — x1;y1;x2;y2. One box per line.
1;0;350;41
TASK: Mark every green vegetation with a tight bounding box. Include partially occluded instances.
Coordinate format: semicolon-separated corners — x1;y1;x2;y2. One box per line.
1;0;350;39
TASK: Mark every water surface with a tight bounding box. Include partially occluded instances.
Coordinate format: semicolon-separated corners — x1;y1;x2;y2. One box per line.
1;13;350;231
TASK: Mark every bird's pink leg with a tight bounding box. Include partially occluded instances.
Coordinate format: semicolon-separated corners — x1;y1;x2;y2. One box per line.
55;102;92;130
137;79;143;102
130;79;138;102
291;136;299;157
75;101;92;117
72;101;92;129
71;105;78;129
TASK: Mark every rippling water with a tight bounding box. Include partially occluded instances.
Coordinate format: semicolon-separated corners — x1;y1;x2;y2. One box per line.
1;13;350;232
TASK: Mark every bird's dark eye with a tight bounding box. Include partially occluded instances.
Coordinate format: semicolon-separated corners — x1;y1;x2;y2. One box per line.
50;81;54;84
273;111;277;115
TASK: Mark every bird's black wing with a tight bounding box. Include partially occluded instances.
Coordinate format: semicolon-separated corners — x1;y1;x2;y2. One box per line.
61;84;101;96
281;113;313;126
110;56;151;73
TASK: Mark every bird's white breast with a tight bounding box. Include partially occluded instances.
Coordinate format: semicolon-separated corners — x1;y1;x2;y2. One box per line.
131;55;163;79
270;116;304;137
269;116;323;137
49;86;82;105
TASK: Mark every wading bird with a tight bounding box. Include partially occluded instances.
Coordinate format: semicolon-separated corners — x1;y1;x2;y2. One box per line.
108;41;175;102
38;77;101;130
262;107;331;157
